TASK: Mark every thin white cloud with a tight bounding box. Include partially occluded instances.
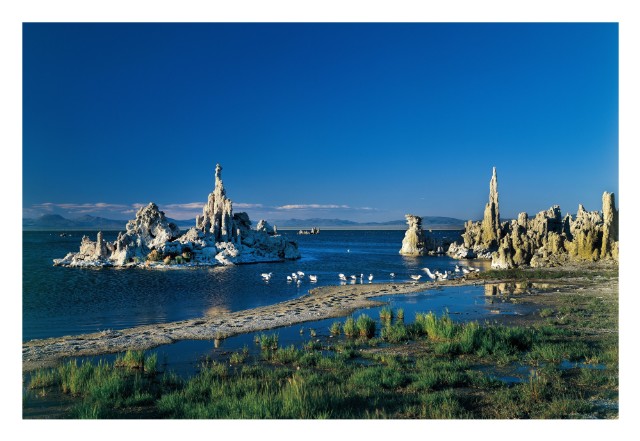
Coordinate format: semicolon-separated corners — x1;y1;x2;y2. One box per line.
234;203;264;209
277;204;351;210
276;204;376;211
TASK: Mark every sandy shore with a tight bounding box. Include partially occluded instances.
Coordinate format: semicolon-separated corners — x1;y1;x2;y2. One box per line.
23;269;616;372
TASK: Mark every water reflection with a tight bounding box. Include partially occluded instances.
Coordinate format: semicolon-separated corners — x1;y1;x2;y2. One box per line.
484;282;556;296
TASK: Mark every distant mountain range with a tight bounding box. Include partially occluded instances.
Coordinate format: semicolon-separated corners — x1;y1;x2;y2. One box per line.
274;216;466;230
22;214;466;231
22;214;195;230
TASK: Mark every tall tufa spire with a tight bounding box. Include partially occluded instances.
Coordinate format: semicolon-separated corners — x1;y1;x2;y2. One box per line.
480;166;500;247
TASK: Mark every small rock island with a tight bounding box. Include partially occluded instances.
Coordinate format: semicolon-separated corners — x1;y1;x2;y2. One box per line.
54;164;301;268
447;167;619;269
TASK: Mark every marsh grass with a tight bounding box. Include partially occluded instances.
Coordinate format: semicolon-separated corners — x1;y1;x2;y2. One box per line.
343;317;357;338
115;350;145;370
379;307;393;323
356;314;376;338
230;346;249;365
257;333;279;351
329;321;342;336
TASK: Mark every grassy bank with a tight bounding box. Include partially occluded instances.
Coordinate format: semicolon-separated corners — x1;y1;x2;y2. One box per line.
24;267;618;419
23;269;618;419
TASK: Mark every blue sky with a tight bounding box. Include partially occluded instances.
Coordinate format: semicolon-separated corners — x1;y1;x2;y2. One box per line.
22;23;618;223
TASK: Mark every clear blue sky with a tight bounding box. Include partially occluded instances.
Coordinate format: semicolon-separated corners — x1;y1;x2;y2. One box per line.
23;23;618;223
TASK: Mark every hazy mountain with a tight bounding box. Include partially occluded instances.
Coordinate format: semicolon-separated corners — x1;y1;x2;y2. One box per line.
23;214;462;231
274;216;466;229
23;214;195;230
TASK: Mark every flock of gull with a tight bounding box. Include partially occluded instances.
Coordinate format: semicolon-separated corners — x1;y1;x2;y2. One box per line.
260;265;480;285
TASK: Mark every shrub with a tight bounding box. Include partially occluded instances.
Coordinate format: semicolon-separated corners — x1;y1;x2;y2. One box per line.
329;321;342;336
163;255;172;265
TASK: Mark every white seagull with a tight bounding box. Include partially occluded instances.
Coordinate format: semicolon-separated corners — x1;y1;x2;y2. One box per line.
368;274;374;282
390;272;395;278
338;273;347;281
261;272;273;281
287;275;293;282
410;275;422;282
309;275;318;282
297;271;305;277
423;268;437;280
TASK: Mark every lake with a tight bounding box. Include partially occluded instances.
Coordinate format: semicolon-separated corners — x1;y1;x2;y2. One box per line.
23;229;469;342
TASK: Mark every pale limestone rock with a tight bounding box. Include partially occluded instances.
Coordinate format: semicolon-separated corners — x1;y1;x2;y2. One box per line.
601;192;619;260
480;167;500;246
54;163;300;268
457;168;618;269
256;219;276;235
399;215;427;256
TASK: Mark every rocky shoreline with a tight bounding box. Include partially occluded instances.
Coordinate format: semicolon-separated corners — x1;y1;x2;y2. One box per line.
22;266;615;372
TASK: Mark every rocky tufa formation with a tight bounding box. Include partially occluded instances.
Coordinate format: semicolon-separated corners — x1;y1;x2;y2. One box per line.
399;214;444;256
54;164;300;268
399;215;427;256
447;168;619;269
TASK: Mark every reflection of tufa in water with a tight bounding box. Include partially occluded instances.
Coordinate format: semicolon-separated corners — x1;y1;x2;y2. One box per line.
53;164;301;268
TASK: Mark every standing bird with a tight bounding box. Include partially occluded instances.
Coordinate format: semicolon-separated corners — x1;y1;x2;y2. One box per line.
410;275;422;282
338;273;347;281
368;274;374;282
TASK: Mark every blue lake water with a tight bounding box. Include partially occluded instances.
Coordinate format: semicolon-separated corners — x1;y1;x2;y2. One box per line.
23;229;473;342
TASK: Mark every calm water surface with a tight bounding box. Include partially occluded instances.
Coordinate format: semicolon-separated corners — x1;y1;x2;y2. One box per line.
23;229;468;342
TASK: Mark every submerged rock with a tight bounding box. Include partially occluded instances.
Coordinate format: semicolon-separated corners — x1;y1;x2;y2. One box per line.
54;164;300;268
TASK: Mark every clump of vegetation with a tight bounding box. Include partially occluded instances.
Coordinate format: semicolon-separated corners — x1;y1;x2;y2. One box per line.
379;307;393;323
356;314;376;338
163;255;172;265
181;250;192;262
380;323;410;343
396;308;404;323
415;312;456;341
114;350;153;371
329;321;342;336
539;308;555;318
257;333;279;351
343;317;357;338
229;347;249;365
